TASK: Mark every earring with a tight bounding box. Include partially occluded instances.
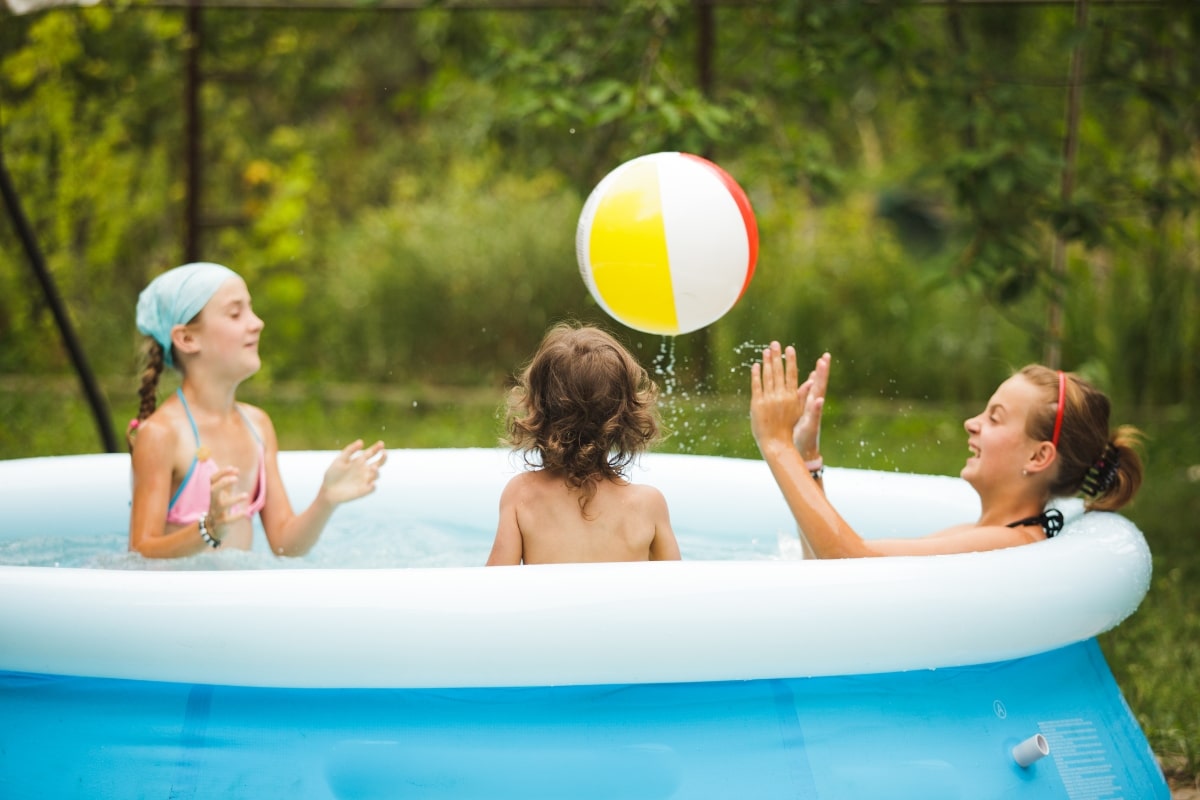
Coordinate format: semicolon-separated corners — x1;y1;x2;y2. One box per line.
1022;469;1028;477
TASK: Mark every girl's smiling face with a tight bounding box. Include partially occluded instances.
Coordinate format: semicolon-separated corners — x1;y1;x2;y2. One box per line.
194;277;264;377
961;374;1046;490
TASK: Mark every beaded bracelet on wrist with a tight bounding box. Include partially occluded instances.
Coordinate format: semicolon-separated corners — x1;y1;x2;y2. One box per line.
198;514;221;549
805;456;824;481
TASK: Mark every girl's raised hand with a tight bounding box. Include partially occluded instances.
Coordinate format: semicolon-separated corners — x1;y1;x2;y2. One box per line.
210;465;250;528
321;439;387;505
792;352;831;462
750;341;803;448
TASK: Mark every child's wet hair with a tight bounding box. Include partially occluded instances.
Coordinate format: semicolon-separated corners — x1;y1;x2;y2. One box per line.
506;323;660;515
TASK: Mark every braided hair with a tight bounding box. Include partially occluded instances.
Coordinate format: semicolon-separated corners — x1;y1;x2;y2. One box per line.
127;338;167;451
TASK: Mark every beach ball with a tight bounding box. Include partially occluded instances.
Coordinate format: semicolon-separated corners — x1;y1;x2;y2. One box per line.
576;152;758;336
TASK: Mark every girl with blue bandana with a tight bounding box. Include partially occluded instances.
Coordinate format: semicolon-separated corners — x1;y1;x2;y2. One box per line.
128;262;387;558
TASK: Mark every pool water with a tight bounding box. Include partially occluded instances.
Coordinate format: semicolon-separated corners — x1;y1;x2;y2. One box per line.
0;518;803;569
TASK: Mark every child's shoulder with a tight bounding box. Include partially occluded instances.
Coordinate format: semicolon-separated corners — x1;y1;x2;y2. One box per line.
622;480;669;507
234;400;269;420
595;478;669;517
504;468;553;493
130;403;188;461
139;397;187;437
499;469;557;510
235;401;275;432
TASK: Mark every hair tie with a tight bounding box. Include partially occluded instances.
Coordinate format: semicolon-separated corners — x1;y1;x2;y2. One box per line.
125;418;141;447
1081;443;1121;497
1051;370;1066;447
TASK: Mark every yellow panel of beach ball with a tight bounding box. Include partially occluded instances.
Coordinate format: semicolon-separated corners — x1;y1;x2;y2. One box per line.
576;152;758;336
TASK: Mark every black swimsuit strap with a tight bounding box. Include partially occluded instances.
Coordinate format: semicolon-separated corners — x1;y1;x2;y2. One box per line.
1005;508;1064;538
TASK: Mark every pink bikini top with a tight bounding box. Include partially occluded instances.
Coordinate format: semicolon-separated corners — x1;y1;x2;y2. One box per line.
165;388;267;524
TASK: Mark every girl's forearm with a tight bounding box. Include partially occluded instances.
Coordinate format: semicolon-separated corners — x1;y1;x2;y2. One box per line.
131;522;212;559
759;440;877;559
269;493;336;556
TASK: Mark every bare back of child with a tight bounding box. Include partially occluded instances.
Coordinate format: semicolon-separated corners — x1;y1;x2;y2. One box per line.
486;323;681;566
491;469;675;564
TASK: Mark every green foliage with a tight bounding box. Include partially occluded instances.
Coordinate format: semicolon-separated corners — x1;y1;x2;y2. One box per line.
1104;566;1200;781
3;2;1197;405
1099;404;1200;782
309;157;588;384
484;1;751;188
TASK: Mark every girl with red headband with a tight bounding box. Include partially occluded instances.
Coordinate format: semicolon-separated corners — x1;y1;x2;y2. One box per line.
749;343;1143;558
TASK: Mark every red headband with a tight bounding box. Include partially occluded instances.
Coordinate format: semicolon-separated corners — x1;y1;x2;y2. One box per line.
1051;370;1066;447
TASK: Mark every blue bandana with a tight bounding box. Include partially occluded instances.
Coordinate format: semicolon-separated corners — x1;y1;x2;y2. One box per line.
136;262;239;368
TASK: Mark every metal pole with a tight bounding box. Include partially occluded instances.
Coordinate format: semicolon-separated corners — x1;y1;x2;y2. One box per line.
0;151;120;453
1045;0;1088;368
696;0;715;144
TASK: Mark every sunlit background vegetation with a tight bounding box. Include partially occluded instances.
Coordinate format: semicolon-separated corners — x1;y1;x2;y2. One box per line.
1;0;1197;786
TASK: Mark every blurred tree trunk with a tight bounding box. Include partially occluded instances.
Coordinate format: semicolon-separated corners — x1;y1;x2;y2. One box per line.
1045;0;1088;369
691;0;715;388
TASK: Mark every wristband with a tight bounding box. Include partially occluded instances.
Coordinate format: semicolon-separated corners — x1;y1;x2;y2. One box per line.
198;514;220;549
805;456;824;481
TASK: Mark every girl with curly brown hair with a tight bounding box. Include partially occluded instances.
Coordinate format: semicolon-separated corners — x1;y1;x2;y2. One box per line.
486;323;681;565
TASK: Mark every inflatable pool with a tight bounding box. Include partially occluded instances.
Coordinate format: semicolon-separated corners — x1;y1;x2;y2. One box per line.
0;449;1169;798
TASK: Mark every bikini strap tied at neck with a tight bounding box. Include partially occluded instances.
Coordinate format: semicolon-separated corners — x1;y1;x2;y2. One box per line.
1006;508;1065;538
